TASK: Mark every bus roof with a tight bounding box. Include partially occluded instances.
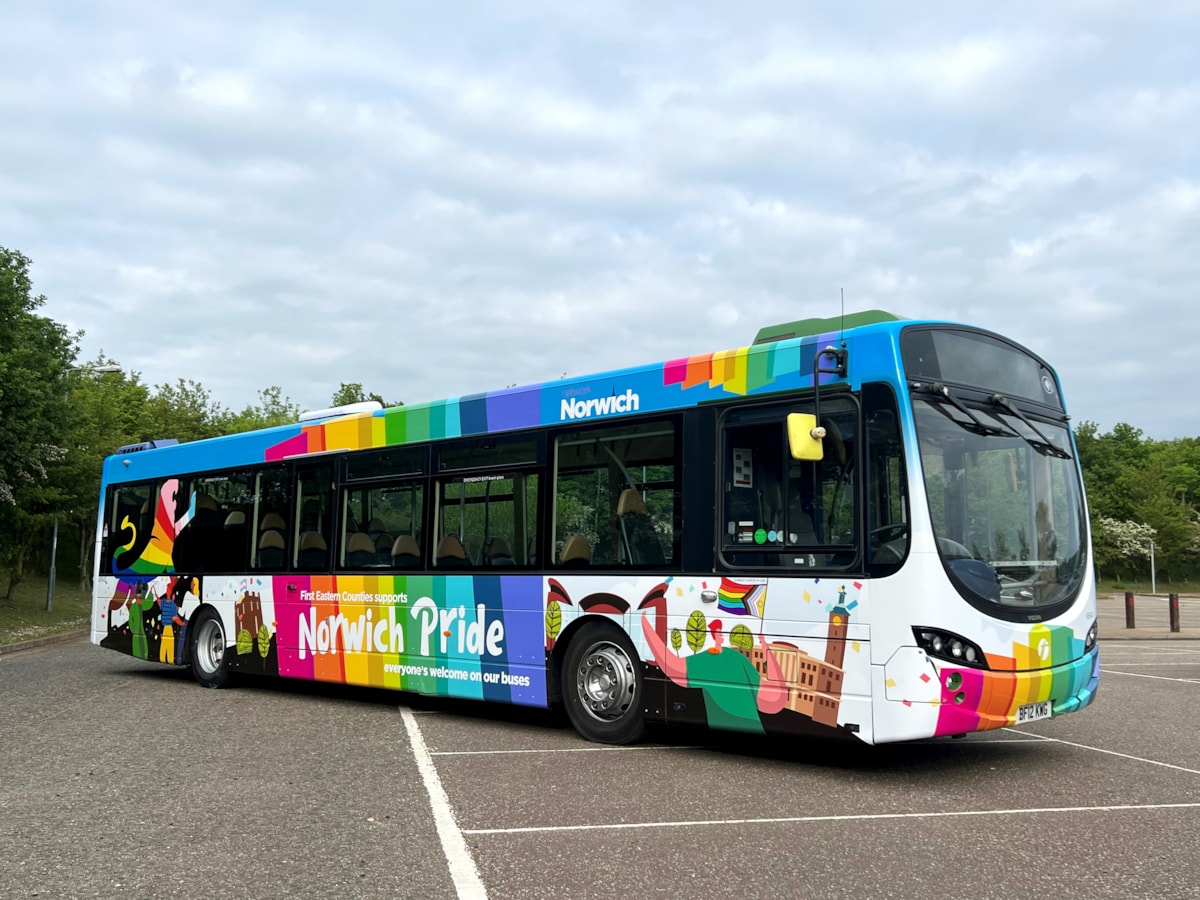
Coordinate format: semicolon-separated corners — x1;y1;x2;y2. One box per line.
103;311;935;482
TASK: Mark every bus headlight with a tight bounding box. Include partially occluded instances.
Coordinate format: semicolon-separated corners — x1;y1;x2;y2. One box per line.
1085;622;1098;652
913;627;989;670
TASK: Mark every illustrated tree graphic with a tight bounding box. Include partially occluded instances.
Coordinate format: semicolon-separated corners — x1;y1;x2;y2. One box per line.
237;628;253;656
546;601;563;642
730;624;754;653
257;625;271;659
686;611;708;653
670;628;682;652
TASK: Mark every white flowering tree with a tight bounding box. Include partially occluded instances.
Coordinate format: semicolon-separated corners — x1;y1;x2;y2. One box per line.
1091;516;1156;580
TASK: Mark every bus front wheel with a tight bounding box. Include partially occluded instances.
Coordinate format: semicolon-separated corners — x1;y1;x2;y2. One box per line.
562;623;646;745
188;608;231;689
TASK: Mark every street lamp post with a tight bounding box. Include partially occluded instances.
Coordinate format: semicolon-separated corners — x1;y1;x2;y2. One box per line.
46;364;123;612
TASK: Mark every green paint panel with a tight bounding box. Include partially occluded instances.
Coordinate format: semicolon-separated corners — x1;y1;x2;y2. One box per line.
408;405;432;442
384;408;408;446
746;343;775;392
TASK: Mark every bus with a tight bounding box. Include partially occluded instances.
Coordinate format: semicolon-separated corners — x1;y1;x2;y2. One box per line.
91;310;1099;745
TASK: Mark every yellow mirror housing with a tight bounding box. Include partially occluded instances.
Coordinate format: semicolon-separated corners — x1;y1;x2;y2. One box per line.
787;413;826;461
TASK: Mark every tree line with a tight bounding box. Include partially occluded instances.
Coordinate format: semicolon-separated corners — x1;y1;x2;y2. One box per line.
0;246;393;601
2;245;1196;604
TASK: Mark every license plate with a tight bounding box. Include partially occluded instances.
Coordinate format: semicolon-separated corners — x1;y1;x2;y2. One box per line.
1016;701;1052;724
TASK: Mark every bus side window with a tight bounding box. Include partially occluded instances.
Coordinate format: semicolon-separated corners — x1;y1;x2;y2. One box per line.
552;419;679;569
295;465;333;571
863;383;908;572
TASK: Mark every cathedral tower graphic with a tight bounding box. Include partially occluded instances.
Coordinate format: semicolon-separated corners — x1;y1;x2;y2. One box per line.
748;591;850;728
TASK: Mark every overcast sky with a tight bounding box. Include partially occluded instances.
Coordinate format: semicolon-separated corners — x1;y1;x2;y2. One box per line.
3;1;1197;439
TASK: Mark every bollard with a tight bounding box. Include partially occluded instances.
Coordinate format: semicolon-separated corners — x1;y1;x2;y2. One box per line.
1125;591;1135;629
1169;593;1180;633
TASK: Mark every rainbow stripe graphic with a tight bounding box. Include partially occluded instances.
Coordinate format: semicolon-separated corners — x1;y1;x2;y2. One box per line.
716;577;765;616
932;624;1099;736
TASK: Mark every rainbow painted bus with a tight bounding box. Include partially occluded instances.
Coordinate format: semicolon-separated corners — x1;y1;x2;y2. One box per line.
91;310;1098;744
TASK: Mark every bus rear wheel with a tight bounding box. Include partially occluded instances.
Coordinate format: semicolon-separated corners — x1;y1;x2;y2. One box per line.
189;608;231;689
563;622;645;745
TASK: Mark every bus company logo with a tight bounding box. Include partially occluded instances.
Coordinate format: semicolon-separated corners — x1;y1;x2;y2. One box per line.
297;598;505;660
560;389;640;421
1037;637;1051;661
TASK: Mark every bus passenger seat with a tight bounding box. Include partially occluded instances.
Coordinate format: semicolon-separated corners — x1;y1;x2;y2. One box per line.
298;531;328;568
482;537;516;566
260;512;286;533
345;532;376;568
257;530;286;569
560;534;592;568
390;535;421;569
436;534;470;568
617;488;665;565
372;532;394;564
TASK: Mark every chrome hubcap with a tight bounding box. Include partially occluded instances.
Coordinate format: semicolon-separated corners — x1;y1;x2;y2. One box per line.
576;642;635;722
196;618;225;674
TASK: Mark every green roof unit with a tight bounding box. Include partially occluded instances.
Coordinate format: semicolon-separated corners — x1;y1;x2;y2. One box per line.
753;309;902;345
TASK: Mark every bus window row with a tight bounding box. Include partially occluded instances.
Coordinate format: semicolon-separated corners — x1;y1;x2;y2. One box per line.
103;418;682;576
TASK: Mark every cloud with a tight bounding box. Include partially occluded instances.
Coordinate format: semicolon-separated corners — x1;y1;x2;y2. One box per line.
2;0;1199;439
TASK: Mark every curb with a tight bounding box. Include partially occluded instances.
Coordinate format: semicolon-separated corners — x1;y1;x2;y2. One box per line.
0;629;89;656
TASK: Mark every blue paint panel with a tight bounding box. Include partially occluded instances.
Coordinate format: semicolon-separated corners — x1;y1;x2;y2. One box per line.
500;575;550;707
445;575;485;700
459;393;489;436
474;576;511;704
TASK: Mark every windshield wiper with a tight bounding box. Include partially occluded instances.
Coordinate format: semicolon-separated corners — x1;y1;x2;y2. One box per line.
989;394;1072;459
919;383;1019;438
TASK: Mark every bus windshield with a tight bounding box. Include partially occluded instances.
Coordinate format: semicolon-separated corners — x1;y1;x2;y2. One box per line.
912;389;1087;618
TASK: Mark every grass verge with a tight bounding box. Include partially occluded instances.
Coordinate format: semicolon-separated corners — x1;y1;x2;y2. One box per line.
0;572;91;647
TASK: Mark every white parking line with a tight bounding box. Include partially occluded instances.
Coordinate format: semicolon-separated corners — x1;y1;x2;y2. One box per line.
1100;661;1200;667
1101;669;1200;684
432;745;701;757
1003;729;1200;775
462;802;1200;836
401;707;489;900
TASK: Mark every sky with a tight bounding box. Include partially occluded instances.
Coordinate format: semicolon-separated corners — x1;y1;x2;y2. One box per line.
3;1;1198;439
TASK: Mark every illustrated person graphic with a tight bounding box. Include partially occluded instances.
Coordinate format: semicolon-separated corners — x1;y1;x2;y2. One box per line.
639;599;788;733
168;577;196;665
158;584;186;664
126;586;156;660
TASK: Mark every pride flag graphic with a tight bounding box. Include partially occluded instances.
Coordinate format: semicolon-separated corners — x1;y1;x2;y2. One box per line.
717;577;765;616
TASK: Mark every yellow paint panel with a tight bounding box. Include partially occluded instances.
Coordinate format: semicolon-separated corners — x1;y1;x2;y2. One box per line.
710;349;733;387
325;412;377;451
726;348;749;395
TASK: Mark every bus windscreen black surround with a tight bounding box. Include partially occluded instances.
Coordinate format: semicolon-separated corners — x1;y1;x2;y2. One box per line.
901;327;1063;410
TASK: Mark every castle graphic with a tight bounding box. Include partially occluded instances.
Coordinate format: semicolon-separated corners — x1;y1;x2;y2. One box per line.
747;604;849;727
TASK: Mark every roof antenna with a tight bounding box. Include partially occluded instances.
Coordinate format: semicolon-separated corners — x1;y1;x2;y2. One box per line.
839;288;846;345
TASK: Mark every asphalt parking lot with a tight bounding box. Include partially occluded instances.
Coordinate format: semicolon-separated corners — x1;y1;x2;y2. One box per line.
1;629;1197;899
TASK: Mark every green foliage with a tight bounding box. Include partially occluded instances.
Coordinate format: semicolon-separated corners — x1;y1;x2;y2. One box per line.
144;378;228;443
685;610;707;652
1079;421;1200;582
0;247;78;507
225;386;302;433
0;247;80;593
331;382;400;410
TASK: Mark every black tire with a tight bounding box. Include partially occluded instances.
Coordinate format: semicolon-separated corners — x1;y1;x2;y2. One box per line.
562;621;646;745
188;607;231;689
